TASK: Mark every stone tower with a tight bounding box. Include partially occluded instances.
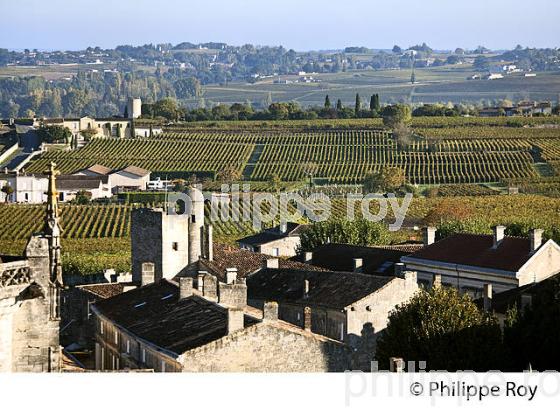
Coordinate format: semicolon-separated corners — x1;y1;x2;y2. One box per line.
126;98;142;119
188;186;205;264
131;208;190;284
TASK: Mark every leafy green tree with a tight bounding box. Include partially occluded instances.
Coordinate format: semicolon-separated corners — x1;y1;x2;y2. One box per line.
363;167;406;193
392;45;402;54
80;128;98;142
376;287;504;371
268;103;289;120
73;190;92;205
324;95;331;109
174;77;202;99
381;104;412;128
299;219;391;252
38;125;73;144
1;185;14;202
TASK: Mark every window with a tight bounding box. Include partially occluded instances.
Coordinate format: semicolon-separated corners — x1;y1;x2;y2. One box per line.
126;340;130;354
172;242;179;251
339;323;345;341
272;248;280;257
142;348;146;363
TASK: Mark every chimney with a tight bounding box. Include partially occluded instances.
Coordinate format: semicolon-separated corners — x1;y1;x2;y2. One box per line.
303;306;312;331
179;277;193;299
196;271;206;292
279;221;287;234
423;227;436;246
225;268;237;284
103;268;116;283
483;283;492;312
206;225;214;261
353;258;363;273
264;258;279;269
227;308;244;335
202;274;218;301
303;279;310;298
492;226;506;249
304;252;313;264
263;301;279;321
394;262;405;278
404;270;417;284
218;278;247;308
529;229;544;253
432;273;442;288
141;262;155;286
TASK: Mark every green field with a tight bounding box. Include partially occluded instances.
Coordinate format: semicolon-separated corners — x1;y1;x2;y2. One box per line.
197;67;560;106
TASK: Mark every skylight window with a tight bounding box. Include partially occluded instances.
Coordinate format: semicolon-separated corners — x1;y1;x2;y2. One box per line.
161;294;173;300
134;302;147;308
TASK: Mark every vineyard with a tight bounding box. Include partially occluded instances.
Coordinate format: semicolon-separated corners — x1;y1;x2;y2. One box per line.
23;122;560;185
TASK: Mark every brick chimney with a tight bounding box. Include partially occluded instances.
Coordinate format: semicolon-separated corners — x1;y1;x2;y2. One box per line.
483;283;492;312
140;262;155;287
529;229;544;253
304;252;313;264
423;227;436;246
353;258;363;273
263;301;279;321
227;308;244;335
225;267;237;284
492;226;506;249
264;258;279;269
179;277;193;299
303;306;312;331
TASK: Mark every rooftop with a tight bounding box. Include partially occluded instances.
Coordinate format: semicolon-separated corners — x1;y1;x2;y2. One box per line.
247;268;395;310
237;222;306;247
93;279;260;355
116;165;150;177
176;243;325;283
291;243;421;275
405;233;540;273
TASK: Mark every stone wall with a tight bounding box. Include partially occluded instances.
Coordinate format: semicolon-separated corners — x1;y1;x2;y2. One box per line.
179;322;350;372
259;236;301;258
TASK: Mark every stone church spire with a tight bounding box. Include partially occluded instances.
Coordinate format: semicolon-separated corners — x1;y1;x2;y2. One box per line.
44;162;63;287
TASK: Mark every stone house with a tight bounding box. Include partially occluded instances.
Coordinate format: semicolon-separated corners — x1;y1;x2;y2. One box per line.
402;226;560;297
73;164;151;194
237;222;306;257
91;278;350;372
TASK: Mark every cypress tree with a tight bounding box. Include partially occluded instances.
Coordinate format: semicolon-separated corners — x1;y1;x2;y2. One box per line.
324;95;331;109
374;94;381;111
336;99;343;110
370;95;375;111
355;93;361;116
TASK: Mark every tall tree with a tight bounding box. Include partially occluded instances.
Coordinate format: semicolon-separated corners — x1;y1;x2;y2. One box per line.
336;99;343;110
354;93;361;116
324;95;331;109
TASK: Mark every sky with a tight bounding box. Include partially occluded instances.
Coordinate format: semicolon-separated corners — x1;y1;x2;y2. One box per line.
1;0;559;51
